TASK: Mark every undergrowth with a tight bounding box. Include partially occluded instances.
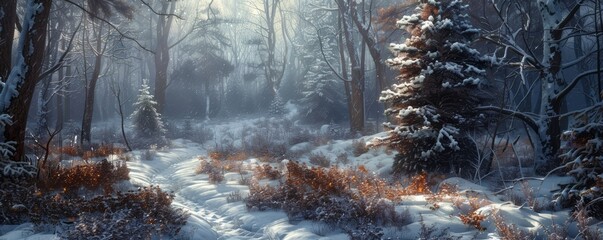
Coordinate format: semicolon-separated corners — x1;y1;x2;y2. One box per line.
246;161;427;238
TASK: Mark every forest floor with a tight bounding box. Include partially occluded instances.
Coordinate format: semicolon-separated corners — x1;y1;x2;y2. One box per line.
1;116;602;239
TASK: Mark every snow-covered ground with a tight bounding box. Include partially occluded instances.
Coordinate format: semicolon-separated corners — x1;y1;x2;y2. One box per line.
2;117;603;239
127;138;348;240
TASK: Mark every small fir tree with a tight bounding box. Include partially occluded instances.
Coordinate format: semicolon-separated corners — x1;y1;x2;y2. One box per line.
374;0;491;175
131;82;166;144
269;93;286;116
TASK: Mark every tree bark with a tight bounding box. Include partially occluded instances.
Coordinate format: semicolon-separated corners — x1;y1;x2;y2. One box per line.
153;1;176;114
534;0;574;173
55;63;64;130
0;0;17;81
81;23;104;146
37;15;63;136
349;0;386;91
337;0;365;133
337;12;354;126
2;0;53;162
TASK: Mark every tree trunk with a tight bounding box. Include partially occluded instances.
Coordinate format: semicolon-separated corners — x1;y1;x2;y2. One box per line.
36;77;51;136
0;0;17;81
64;65;72;122
2;0;53;162
337;12;354;126
153;1;176;114
338;0;364;133
81;23;104;146
535;0;565;173
37;16;62;136
349;0;387;91
55;63;64;130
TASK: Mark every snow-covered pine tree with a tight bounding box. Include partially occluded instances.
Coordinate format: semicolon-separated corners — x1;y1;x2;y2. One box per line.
131;81;167;146
269;93;286;116
375;0;491;176
555;119;603;217
297;1;346;124
300;60;346;123
300;33;346;123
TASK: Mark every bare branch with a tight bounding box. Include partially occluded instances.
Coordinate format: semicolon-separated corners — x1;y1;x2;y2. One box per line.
556;69;603;101
555;0;586;30
476;105;539;133
62;0;154;53
139;0;184;20
38;17;82;83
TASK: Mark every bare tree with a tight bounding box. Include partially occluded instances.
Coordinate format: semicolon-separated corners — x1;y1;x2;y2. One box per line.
478;0;602;173
152;0;177;113
109;75;132;151
0;0;17;81
336;0;365;133
250;0;289;106
80;20;110;146
0;0;132;162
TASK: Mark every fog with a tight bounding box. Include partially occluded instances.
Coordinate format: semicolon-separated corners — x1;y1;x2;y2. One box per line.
2;1;603;238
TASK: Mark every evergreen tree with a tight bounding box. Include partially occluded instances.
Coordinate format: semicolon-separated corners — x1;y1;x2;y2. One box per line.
131;81;167;146
297;2;346;124
300;60;346;123
375;0;491;176
555;119;603;218
269;93;286;116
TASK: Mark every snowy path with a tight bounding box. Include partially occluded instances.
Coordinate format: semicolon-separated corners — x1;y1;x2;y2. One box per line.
127;139;272;240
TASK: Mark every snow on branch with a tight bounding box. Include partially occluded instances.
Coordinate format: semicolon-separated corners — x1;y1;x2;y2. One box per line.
481;35;542;70
1;159;36;178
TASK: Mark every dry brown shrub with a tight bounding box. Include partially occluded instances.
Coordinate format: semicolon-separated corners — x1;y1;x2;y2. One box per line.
336;152;350;165
459;211;488;231
227;151;248;161
209;151;225;161
195;157;221;175
519;180;543;212
32;186;188;238
254;164;281;180
55;145;81;156
208;171;224;184
405;172;431;194
195;157;224;184
352;139;369;157
227;190;244;203
246;161;420;237
78;145;125;160
573;205;602;240
308;152;331;167
493;212;535;240
426;182;491;231
38;160;129;195
246;181;283;211
222;160;243;173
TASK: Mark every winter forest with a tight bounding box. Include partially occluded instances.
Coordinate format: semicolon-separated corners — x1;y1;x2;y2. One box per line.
2;0;603;239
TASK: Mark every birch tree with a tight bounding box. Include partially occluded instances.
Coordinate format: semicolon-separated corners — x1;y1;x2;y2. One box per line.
479;0;599;174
